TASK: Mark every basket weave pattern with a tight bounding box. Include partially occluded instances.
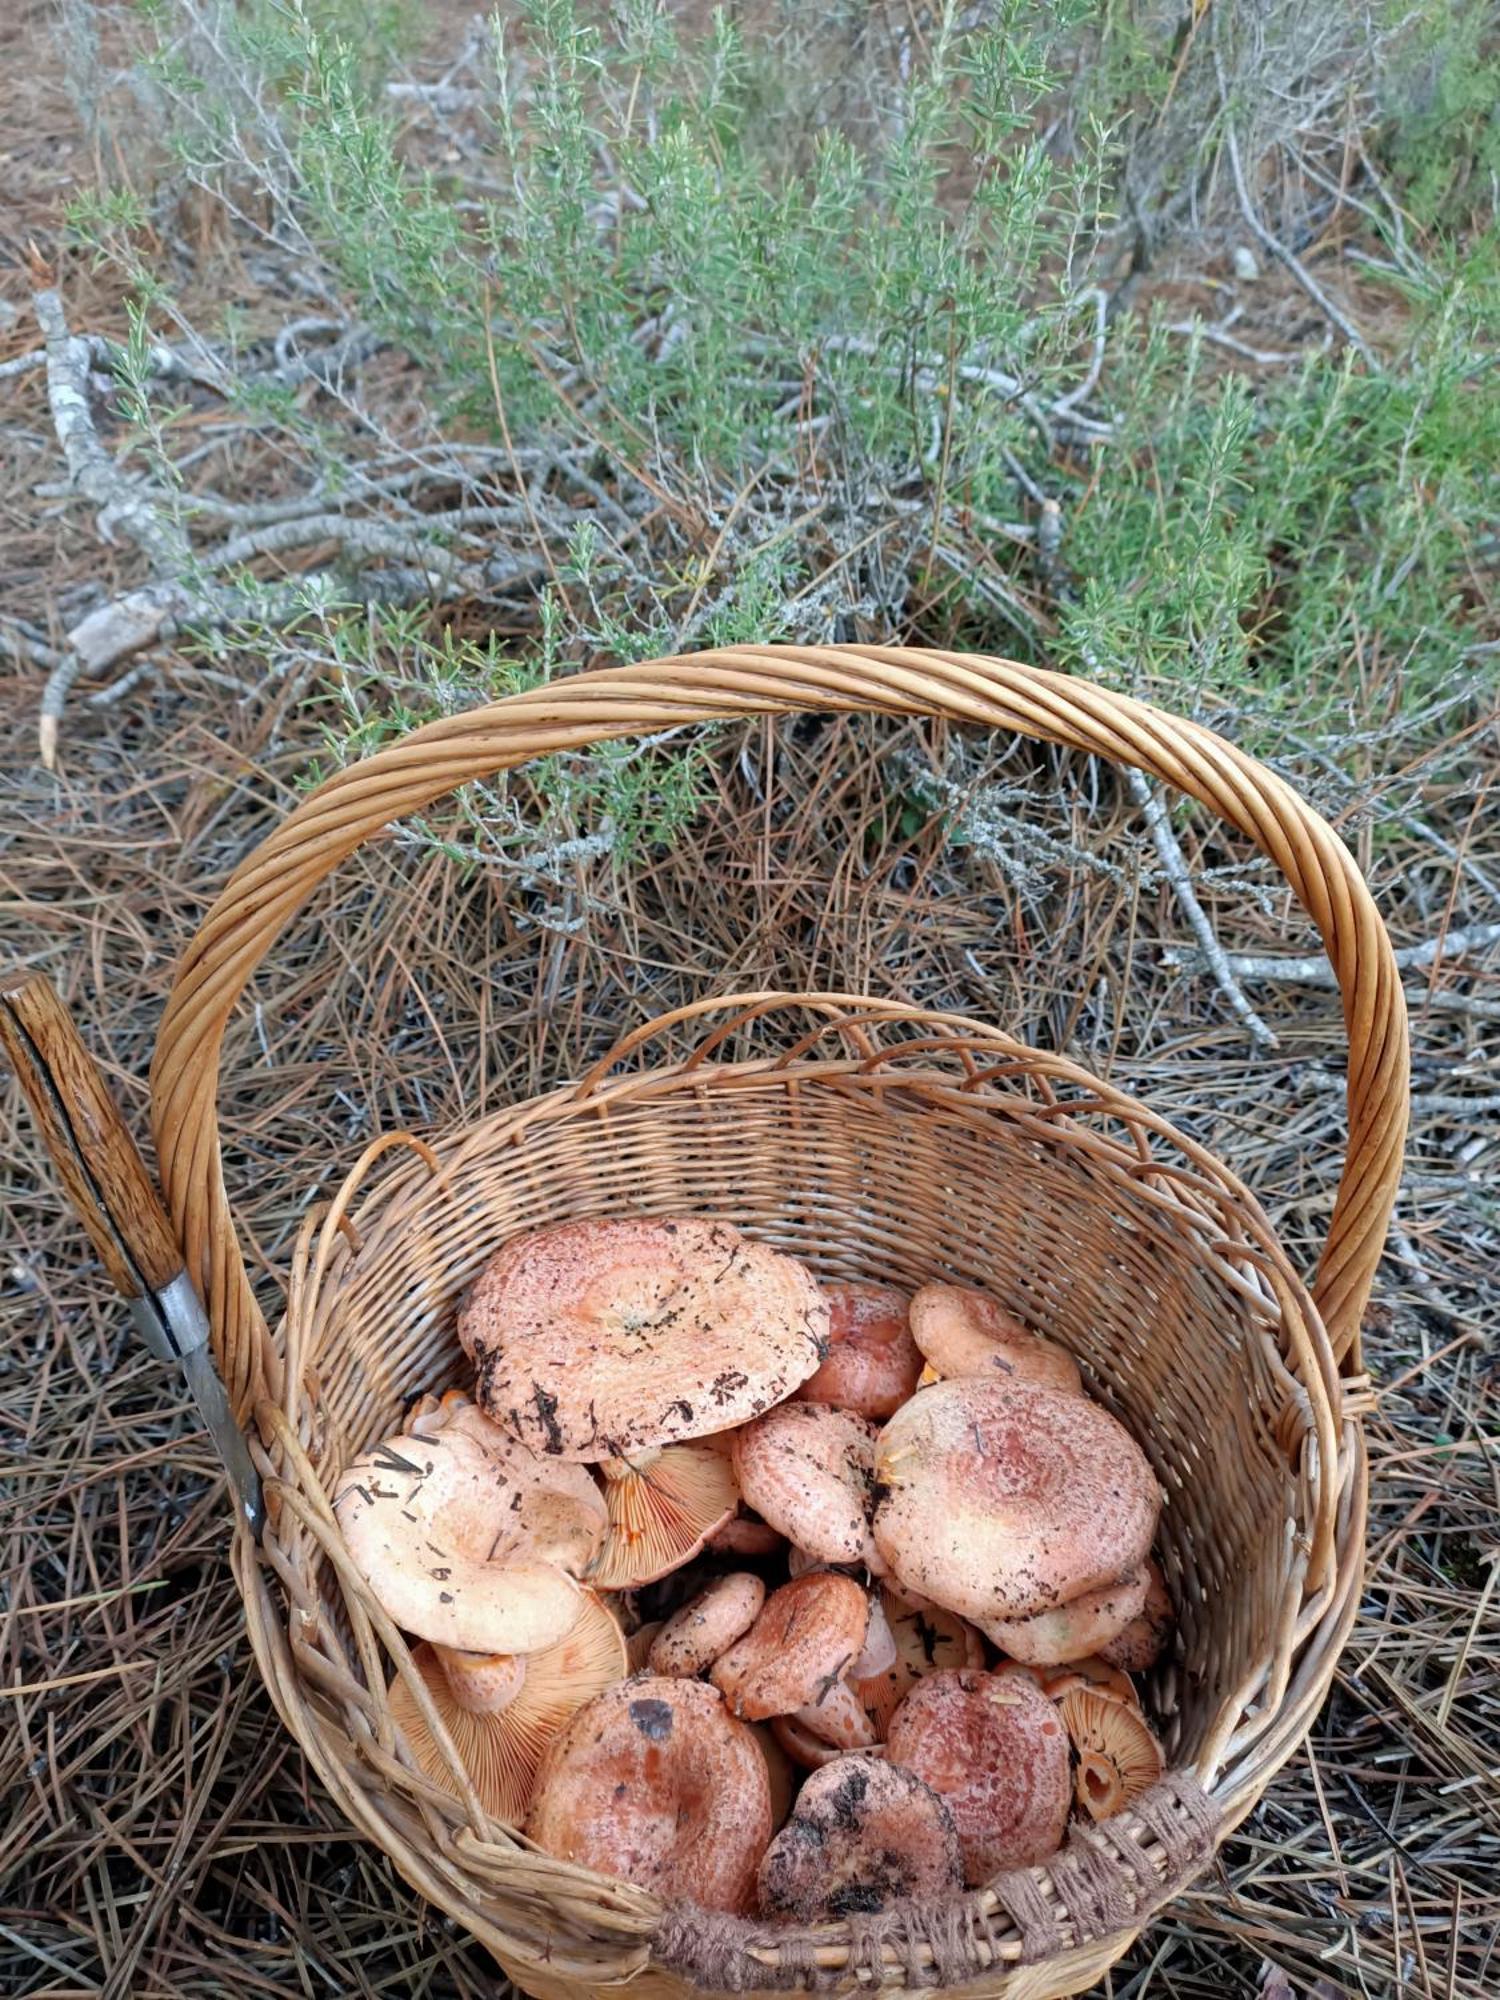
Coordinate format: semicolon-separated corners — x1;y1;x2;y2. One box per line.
144;650;1407;1999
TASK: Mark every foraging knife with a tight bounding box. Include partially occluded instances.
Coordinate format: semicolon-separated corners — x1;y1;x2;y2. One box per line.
1;971;264;1535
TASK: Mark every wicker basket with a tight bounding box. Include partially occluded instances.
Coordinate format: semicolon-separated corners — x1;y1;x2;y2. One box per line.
145;646;1406;2000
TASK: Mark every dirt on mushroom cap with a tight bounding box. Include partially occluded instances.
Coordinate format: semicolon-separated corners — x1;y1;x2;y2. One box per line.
885;1668;1071;1883
981;1566;1151;1665
526;1676;770;1913
332;1427;588;1654
464;1217;829;1460
872;1378;1159;1623
732;1403;879;1566
757;1753;963;1921
710;1571;870;1720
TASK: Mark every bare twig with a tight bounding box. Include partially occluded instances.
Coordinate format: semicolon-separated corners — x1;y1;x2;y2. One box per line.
1166;920;1500;984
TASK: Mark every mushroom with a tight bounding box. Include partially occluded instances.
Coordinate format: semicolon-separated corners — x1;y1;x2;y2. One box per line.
1022;1655;1141;1710
401;1389;609;1576
909;1284;1082;1396
854;1589;987;1737
793;1281;923;1419
648;1573;767;1677
710;1571;869;1720
387;1590;626;1823
1098;1558;1173;1672
885;1669;1071;1882
793;1678;878;1750
751;1721;798;1829
849;1593;898;1680
732;1403;881;1568
526;1677;771;1912
757;1754;964;1920
871;1378;1159;1626
333;1427;588;1654
769;1712;845;1771
1057;1686;1164;1820
586;1440;739;1589
707;1511;785;1558
464;1217;829;1459
981;1567;1150;1666
625;1621;664;1675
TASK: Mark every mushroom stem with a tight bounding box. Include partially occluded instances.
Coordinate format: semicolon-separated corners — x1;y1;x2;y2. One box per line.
434;1647;526;1716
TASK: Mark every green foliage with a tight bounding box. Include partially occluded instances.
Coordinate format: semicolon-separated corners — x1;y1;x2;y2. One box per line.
1057;251;1498;735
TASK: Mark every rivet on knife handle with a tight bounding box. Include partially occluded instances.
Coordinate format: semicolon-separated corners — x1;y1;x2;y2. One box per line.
1;971;265;1536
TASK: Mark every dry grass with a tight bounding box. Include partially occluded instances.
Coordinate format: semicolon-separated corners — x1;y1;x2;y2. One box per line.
3;4;1499;1997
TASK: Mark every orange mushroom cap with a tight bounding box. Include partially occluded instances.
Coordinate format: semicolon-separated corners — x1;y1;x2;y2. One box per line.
872;1378;1159;1623
388;1591;626;1824
885;1669;1071;1883
707;1512;785;1558
649;1573;767;1678
1025;1655;1141;1710
526;1676;771;1913
710;1571;869;1721
1098;1558;1173;1672
981;1567;1150;1666
793;1282;923;1419
465;1217;829;1459
909;1285;1083;1396
586;1441;739;1589
333;1428;587;1654
1057;1685;1165;1820
758;1754;964;1920
732;1403;880;1568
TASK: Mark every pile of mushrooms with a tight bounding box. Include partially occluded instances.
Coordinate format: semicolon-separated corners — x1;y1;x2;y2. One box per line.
333;1220;1174;1919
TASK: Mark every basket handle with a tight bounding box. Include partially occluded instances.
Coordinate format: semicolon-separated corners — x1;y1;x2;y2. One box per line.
149;645;1407;1407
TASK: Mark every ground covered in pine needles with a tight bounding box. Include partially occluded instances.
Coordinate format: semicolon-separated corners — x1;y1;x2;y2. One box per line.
3;4;1498;1997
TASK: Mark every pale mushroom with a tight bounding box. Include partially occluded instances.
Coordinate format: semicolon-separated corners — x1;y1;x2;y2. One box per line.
732;1403;881;1568
526;1677;771;1912
792;1678;878;1751
981;1567;1150;1666
1098;1558;1174;1672
710;1571;869;1720
871;1378;1159;1625
1057;1686;1165;1820
587;1440;739;1589
793;1281;923;1419
885;1668;1071;1883
757;1754;963;1920
333;1427;588;1654
707;1512;785;1557
1022;1655;1141;1710
464;1217;829;1458
648;1573;767;1677
909;1284;1083;1396
849;1593;898;1681
855;1589;987;1737
387;1590;626;1823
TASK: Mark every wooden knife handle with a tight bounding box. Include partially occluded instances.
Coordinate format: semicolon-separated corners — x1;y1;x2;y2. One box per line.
1;972;183;1298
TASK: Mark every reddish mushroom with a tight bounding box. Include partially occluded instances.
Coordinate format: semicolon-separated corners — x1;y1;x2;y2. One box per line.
526;1677;771;1912
981;1567;1150;1666
388;1590;626;1823
707;1512;785;1558
769;1712;846;1771
871;1378;1159;1625
909;1285;1083;1396
885;1669;1071;1883
586;1440;739;1589
758;1754;964;1920
649;1573;767;1678
1098;1558;1174;1672
732;1403;881;1568
792;1678;878;1751
710;1571;869;1721
464;1217;829;1458
793;1281;923;1419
